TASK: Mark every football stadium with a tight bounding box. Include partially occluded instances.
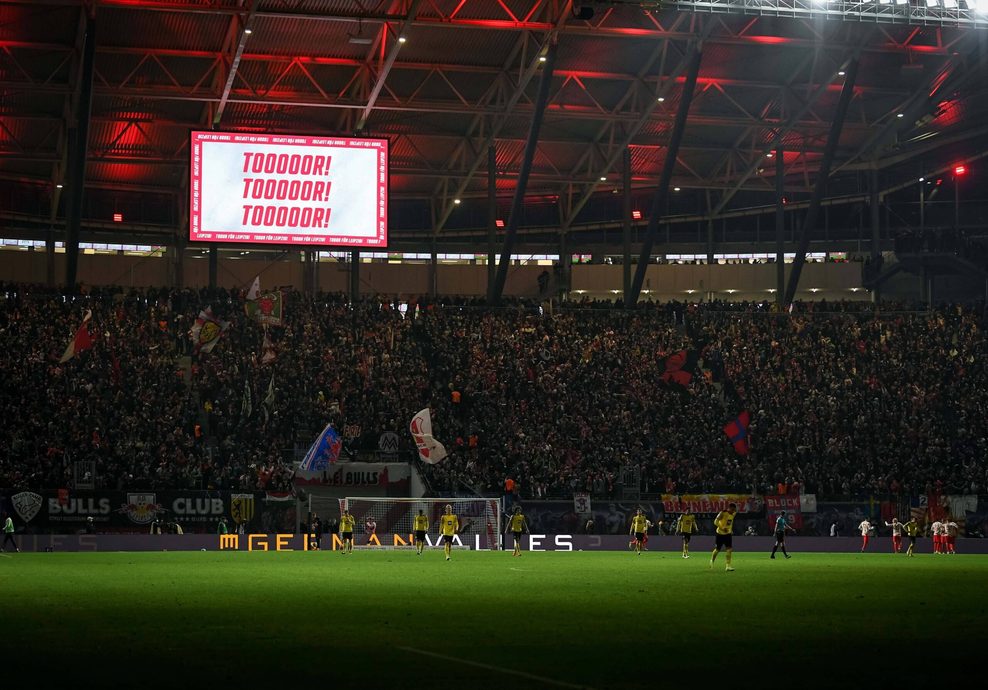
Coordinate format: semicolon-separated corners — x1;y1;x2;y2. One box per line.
2;1;988;687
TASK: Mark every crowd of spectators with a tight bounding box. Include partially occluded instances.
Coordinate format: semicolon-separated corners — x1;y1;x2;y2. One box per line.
1;282;986;499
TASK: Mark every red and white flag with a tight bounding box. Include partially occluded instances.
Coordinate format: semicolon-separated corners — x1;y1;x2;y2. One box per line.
190;307;229;354
410;407;447;464
261;326;276;364
59;310;94;363
246;275;261;301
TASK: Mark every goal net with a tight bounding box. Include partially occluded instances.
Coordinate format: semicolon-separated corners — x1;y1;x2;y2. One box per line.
310;496;502;550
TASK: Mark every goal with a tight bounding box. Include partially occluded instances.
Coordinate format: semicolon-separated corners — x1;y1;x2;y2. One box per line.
309;496;502;550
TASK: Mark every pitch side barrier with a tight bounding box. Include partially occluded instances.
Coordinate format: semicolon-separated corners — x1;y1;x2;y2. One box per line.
6;534;988;553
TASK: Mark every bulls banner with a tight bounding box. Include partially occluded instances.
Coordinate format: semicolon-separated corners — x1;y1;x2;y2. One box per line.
660;494;763;515
765;495;803;530
0;490;279;533
293;462;412;492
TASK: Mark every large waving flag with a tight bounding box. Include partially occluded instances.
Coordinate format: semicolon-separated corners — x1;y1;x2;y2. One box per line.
245;291;284;326
299;422;342;471
660;349;700;388
60;310;94;363
190;307;229;354
723;411;751;456
246;275;260;301
260;326;277;364
410;407;448;464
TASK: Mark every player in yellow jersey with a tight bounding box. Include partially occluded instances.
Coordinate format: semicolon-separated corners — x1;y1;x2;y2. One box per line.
339;509;356;554
630;508;649;556
437;504;459;561
710;502;737;571
412;509;429;556
505;506;529;557
903;517;920;557
677;507;698;559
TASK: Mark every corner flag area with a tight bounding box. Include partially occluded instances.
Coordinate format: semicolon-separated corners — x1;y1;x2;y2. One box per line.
2;550;985;687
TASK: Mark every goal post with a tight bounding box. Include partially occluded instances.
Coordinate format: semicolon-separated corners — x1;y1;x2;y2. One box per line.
309;496;502;550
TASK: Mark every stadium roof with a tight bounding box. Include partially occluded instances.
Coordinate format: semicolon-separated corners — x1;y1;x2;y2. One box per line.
1;0;987;242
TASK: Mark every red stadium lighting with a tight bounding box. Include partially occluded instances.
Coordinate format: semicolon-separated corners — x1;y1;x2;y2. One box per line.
495;219;505;228
954;164;967;176
631;210;642;220
113;213;123;222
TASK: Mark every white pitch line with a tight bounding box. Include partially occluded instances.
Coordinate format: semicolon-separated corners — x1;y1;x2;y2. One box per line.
0;553;13;559
509;567;532;572
397;646;594;689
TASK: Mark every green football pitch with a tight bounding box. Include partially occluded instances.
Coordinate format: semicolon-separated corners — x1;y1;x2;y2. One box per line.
1;550;985;688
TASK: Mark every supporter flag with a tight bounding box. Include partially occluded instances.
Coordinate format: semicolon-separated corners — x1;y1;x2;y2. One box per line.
299;422;342;471
246;275;260;301
59;310;94;363
262;374;275;424
659;349;700;388
409;407;448;464
241;378;252;419
261;326;276;364
190;307;229;354
723;411;751;456
245;291;284;326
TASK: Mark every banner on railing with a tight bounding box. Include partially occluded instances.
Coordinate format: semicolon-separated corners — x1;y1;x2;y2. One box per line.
0;490;294;533
660;493;763;515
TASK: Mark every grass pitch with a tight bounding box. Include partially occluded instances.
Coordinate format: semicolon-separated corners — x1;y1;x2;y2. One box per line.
2;550;985;688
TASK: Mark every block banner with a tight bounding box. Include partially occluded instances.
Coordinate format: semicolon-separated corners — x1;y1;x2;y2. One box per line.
765;495;803;530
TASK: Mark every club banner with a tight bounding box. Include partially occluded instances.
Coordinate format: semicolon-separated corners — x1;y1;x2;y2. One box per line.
660;494;763;515
765;495;803;530
0;490;285;533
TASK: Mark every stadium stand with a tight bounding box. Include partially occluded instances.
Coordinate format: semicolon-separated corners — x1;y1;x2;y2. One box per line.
2;283;985;499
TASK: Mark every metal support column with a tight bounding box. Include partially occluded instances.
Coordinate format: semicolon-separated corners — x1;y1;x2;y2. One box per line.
208;245;218;289
559;231;569;297
784;57;860;305
302;249;318;295
350;251;360;301
775;143;785;302
64;10;96;287
429;240;438;298
870;170;881;260
870;169;881;301
46;227;56;286
706;217;715;266
628;42;703;306
487;145;497;293
489;40;558;304
622;147;632;301
173;237;186;288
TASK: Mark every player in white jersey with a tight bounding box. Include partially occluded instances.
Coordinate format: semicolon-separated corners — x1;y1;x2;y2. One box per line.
944;520;958;554
930;520;944;554
884;518;904;553
858;519;872;552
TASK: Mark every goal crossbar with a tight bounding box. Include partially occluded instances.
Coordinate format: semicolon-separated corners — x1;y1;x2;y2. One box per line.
311;496;502;551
